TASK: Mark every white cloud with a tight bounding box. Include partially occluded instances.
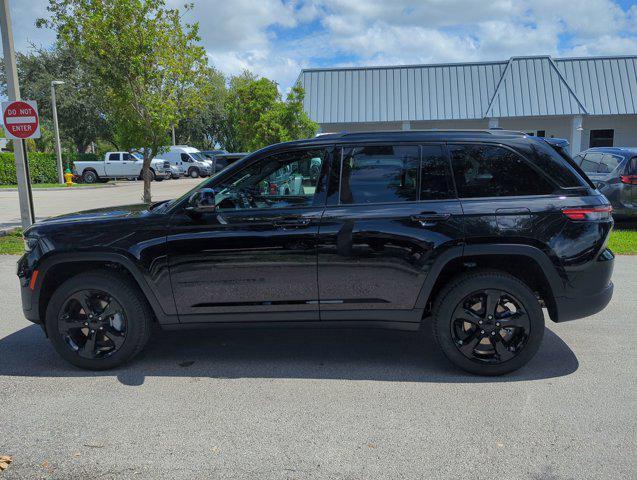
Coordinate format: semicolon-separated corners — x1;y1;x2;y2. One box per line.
3;0;636;91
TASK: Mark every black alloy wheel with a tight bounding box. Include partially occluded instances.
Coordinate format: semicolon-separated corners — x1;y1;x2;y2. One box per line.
431;270;544;376
451;289;530;364
45;271;152;370
58;289;127;359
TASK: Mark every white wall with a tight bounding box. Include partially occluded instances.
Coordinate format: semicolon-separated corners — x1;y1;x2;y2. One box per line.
318;115;637;154
580;115;637;150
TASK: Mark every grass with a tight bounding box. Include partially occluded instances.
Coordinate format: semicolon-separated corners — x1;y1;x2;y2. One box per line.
0;183;93;189
607;228;637;255
0;229;23;255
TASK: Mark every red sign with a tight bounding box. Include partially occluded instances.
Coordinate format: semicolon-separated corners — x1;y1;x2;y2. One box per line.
2;100;41;140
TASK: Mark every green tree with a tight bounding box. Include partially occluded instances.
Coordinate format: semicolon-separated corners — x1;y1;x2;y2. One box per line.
174;67;228;149
40;0;210;202
254;84;318;149
0;44;110;154
223;72;318;152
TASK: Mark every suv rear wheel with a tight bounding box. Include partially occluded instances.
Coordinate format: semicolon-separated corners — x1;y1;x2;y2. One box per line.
431;270;544;376
45;271;152;370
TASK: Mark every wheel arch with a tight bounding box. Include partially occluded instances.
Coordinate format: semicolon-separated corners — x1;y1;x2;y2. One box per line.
417;244;564;322
35;252;172;329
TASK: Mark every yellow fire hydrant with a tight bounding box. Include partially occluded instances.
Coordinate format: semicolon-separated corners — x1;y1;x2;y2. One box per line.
64;168;74;187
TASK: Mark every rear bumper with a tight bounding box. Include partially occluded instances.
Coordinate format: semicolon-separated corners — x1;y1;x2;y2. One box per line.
553;281;614;322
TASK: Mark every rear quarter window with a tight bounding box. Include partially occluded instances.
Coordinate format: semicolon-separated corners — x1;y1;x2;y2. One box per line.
449;144;555;198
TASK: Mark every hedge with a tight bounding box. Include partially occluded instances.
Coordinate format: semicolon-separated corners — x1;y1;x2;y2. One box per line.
0;152;99;185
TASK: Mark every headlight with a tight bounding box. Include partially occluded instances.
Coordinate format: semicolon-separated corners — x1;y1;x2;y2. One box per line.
24;236;39;252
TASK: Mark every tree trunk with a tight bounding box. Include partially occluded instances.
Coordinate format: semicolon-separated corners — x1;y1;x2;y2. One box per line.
142;152;152;203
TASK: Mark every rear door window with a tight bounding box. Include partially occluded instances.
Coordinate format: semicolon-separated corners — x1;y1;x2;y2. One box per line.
580;152;603;173
420;145;455;200
599;154;621;174
449;144;555;198
340;145;419;204
108;153;120;161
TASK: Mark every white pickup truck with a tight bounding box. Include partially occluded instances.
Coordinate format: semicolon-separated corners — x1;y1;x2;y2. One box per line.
73;152;170;183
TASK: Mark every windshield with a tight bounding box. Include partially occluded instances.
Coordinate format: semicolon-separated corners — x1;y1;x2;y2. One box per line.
131;152;143;160
190;152;208;162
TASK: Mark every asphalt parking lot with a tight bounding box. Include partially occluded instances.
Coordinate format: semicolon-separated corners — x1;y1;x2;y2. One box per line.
0;255;635;479
0;178;202;229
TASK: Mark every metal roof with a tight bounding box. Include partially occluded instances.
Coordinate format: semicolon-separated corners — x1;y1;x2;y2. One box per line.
298;55;637;123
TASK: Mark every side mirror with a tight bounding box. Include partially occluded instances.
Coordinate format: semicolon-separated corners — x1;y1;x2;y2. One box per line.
186;188;216;216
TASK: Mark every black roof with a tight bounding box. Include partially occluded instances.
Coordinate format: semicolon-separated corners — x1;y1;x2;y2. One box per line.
307;129;527;143
240;129;542;160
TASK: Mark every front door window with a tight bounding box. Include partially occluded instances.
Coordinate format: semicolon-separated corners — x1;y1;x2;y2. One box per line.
213;149;326;210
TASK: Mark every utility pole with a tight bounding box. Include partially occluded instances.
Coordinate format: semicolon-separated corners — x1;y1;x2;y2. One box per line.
51;80;65;183
1;0;34;228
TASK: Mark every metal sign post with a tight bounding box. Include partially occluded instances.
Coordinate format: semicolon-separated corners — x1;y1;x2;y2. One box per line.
0;0;35;228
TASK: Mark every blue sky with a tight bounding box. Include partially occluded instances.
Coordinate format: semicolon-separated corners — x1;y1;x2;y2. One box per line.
4;0;637;90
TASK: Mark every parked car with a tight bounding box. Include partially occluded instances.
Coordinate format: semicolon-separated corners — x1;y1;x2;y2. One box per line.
18;130;614;375
73;152;169;183
573;147;637;218
168;165;181;179
201;149;228;159
154;146;212;178
209;152;248;174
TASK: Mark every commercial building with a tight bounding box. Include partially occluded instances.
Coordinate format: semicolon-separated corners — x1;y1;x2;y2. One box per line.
298;55;637;154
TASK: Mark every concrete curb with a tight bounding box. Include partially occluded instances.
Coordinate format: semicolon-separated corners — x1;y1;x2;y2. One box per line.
0;183;117;192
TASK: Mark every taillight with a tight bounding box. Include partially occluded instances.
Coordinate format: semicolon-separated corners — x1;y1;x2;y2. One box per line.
620;175;637;185
562;205;612;221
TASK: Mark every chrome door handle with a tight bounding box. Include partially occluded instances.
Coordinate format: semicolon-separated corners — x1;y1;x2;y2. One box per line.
411;213;451;227
273;218;311;228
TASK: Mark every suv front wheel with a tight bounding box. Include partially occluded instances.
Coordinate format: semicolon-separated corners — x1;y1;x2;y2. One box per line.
431;270;544;376
45;271;152;370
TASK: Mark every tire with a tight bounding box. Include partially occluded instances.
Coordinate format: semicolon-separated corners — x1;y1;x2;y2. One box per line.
431;270;544;376
45;271;152;370
82;170;98;184
189;168;200;178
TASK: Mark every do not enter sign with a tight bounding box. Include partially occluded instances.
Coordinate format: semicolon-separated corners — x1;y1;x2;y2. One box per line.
2;100;41;140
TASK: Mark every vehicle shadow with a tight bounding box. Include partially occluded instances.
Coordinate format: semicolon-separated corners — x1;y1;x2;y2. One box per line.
0;323;579;385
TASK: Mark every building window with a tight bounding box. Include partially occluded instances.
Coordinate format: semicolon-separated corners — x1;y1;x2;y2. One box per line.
589;129;614;148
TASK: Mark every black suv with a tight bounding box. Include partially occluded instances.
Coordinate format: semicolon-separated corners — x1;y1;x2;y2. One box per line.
17;131;615;375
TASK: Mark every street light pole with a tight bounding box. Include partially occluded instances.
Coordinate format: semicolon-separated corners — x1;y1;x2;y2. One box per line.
1;0;34;228
51;80;65;184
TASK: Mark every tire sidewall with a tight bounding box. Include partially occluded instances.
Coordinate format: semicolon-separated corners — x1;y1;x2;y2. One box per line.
190;168;199;178
83;171;97;183
45;272;150;370
432;272;545;376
